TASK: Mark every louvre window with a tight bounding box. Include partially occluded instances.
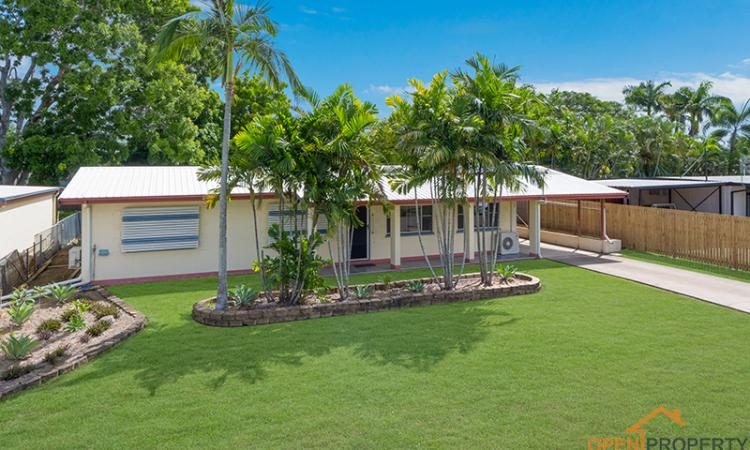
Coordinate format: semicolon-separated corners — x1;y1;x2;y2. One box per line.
121;207;200;253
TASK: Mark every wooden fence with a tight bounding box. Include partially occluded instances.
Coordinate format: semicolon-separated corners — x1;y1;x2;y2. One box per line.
539;201;750;271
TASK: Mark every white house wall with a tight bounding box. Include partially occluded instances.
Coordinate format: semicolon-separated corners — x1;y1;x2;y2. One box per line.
0;194;56;257
83;199;520;283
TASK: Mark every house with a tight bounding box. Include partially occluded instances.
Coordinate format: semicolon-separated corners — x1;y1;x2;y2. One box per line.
58;166;626;285
596;176;750;216
0;185;59;257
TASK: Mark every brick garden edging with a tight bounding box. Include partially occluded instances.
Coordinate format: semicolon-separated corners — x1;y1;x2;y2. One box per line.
193;273;541;327
0;287;147;401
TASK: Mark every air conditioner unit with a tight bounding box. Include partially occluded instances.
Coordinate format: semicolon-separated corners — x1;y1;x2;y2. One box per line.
68;246;82;269
499;232;519;255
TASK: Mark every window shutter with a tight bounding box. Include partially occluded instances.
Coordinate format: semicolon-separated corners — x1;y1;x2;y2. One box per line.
121;206;200;253
268;203;307;234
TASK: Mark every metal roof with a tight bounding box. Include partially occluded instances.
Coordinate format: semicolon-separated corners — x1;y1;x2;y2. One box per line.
0;185;59;206
595;178;727;189
386;167;627;203
596;175;750;189
60;165;626;205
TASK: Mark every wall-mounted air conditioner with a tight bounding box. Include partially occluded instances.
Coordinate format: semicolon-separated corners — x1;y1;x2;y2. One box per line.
499;232;520;255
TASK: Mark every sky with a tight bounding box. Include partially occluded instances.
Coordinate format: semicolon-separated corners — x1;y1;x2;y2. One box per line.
253;0;750;115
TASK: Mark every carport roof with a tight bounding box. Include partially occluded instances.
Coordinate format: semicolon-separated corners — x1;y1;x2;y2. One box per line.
595;178;728;190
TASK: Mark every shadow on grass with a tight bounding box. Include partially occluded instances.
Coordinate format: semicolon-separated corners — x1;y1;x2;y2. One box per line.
59;301;518;395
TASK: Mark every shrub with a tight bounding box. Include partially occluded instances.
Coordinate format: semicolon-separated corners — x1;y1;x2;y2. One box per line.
60;308;78;322
230;284;257;307
64;314;86;332
7;287;33;304
498;265;518;284
72;299;92;314
6;301;35;326
1;334;40;360
36;319;62;340
406;280;425;293
354;285;373;299
44;345;69;365
85;320;111;337
2;364;37;381
46;283;79;305
382;274;393;290
90;302;119;320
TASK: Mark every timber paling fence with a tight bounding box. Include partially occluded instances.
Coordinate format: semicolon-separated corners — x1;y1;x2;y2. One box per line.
0;212;81;295
539;200;750;272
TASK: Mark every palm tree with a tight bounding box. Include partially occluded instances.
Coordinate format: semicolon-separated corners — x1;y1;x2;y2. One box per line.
710;98;750;172
152;1;302;310
623;80;671;116
671;82;722;137
452;54;543;285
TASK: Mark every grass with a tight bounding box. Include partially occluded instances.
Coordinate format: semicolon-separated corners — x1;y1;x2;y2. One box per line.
620;249;750;284
1;260;749;449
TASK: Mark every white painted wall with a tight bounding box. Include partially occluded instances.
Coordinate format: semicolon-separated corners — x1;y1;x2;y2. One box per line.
0;194;56;257
83;199;520;283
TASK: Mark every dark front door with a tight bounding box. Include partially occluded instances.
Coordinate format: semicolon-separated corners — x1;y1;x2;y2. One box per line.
351;206;368;260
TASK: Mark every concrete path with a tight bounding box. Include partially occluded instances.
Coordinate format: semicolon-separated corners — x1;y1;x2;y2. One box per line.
540;243;750;314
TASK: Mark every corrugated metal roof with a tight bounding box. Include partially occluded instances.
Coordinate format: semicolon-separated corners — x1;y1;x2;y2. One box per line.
0;185;59;205
596;177;733;189
60;165;626;205
59;166;255;204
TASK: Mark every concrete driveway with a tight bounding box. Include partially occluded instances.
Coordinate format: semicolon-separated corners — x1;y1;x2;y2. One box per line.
540;243;750;314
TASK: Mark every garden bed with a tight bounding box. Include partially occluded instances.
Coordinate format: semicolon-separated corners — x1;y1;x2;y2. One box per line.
193;272;541;327
0;287;146;400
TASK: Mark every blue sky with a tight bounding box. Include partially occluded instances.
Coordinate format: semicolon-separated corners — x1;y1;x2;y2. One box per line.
262;1;750;114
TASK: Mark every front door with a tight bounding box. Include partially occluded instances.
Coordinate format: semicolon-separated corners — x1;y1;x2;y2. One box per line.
350;206;369;260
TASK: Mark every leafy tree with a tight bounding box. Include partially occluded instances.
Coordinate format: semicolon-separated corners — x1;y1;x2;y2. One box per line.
710;98;750;172
623;80;671;116
0;0;220;184
153;0;302;310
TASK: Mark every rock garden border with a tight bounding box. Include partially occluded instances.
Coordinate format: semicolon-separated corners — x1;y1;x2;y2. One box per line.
0;287;146;400
193;272;541;327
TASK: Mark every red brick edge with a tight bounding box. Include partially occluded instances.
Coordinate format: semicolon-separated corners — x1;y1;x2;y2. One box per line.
193;273;541;327
0;287;147;401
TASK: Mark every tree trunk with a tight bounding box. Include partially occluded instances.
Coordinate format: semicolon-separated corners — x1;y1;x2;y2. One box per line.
215;75;234;311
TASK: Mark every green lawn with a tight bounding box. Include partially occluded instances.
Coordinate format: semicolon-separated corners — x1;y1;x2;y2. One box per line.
1;260;749;449
620;249;750;284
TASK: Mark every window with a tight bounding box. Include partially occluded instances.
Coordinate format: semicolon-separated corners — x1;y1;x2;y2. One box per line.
121;207;200;253
457;205;465;231
387;205;433;235
474;202;500;230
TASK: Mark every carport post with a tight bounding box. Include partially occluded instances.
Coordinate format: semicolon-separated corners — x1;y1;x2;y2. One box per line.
389;205;401;269
599;200;607;240
576;200;582;237
529;200;542;258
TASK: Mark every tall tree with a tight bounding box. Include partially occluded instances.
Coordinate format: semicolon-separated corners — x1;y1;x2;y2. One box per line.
710;98;750;172
623;80;671;116
153;0;302;310
453;54;543;285
671;81;723;137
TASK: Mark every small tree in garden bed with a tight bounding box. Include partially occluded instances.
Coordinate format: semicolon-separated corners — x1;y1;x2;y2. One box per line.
234;85;384;305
